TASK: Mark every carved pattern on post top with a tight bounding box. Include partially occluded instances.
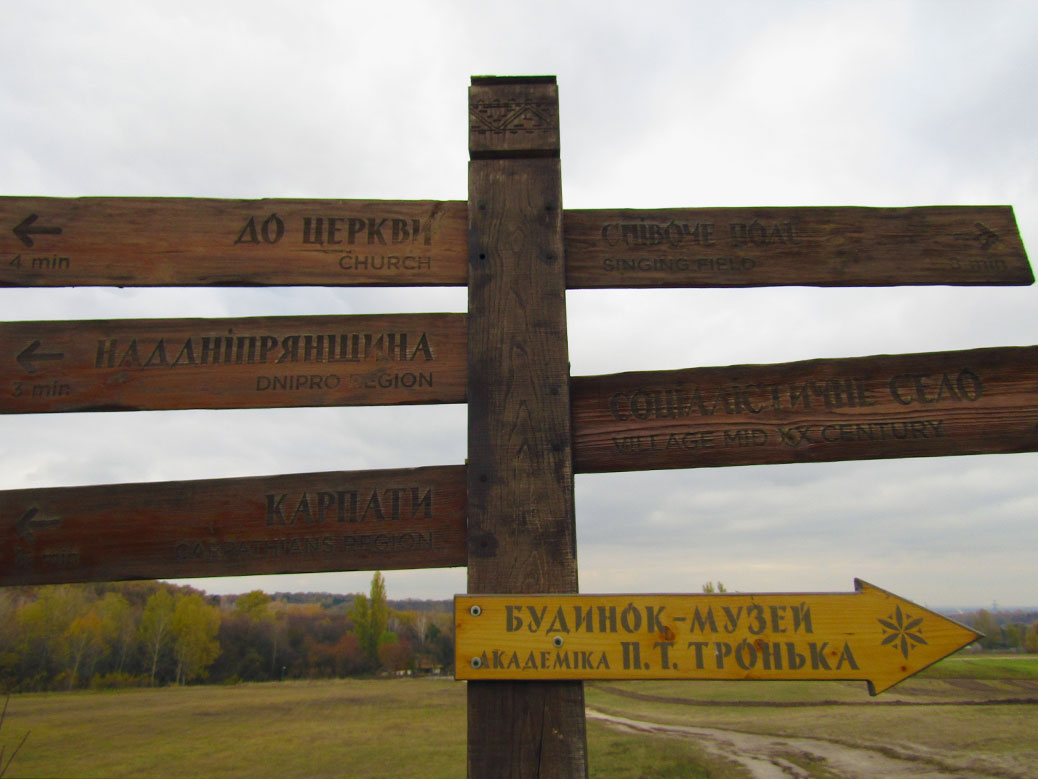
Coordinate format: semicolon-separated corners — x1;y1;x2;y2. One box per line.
469;100;559;135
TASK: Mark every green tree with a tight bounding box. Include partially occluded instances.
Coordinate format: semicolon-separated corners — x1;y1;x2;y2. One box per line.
350;573;391;668
350;593;375;667
702;581;727;593
235;590;272;620
139;588;175;684
370;572;389;648
17;585;90;688
0;590;24;687
64;608;105;689
972;609;1001;650
0;590;21;654
424;614;455;671
171;594;221;684
96;592;135;674
233;589;282;678
1004;623;1022;650
1024;623;1038;653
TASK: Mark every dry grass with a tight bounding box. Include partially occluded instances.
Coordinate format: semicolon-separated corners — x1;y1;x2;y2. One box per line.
2;660;1035;778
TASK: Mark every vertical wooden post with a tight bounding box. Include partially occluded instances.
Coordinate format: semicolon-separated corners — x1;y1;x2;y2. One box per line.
466;76;588;777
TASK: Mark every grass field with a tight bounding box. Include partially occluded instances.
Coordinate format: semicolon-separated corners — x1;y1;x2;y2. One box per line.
917;653;1038;679
2;656;1036;778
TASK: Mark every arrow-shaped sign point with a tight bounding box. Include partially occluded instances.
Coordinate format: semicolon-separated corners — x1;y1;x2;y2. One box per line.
17;340;65;374
853;579;981;694
12;214;63;248
15;507;62;542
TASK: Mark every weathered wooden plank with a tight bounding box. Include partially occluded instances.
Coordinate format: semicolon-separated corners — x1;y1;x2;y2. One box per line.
6;199;1030;289
563;206;1033;287
0;465;466;586
455;582;980;695
0;313;466;413
571;346;1038;473
466;76;588;778
0;198;468;287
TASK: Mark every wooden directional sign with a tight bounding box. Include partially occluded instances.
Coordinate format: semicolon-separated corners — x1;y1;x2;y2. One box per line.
455;581;980;694
3;198;1031;288
564;206;1033;287
0;465;466;586
0;313;466;413
0;198;469;287
571;345;1038;473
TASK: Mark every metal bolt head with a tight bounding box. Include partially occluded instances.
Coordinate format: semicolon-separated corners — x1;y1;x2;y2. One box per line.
470;656;482;669
552;635;564;648
469;604;482;617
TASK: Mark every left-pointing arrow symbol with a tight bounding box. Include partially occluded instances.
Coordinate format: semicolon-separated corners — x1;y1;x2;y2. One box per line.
12;214;63;248
17;340;65;374
15;507;62;542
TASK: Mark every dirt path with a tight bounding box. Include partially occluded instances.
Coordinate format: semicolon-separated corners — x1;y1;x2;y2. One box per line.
585;708;1025;778
591;682;1038;707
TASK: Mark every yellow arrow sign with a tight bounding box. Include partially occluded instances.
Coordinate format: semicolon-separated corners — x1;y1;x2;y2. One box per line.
455;580;980;694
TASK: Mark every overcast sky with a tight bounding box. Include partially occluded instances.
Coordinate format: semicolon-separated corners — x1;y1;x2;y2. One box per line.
2;1;1036;608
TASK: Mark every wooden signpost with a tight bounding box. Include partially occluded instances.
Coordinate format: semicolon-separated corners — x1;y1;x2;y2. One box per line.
465;76;588;775
1;76;1034;777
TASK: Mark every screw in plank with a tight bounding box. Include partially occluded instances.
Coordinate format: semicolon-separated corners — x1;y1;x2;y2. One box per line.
470;604;482;617
552;636;564;648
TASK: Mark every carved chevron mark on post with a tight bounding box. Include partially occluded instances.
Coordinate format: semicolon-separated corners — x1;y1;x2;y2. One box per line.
469;78;559;138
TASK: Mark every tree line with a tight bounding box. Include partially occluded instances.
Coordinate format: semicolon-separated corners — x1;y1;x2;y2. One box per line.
2;576;1032;693
0;573;454;692
965;608;1038;652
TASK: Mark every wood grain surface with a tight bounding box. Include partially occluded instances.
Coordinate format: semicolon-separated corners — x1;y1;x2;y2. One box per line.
572;346;1038;473
564;206;1032;287
466;76;588;779
0;313;466;413
455;582;980;694
0;197;468;286
0;465;466;586
4;198;1029;288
